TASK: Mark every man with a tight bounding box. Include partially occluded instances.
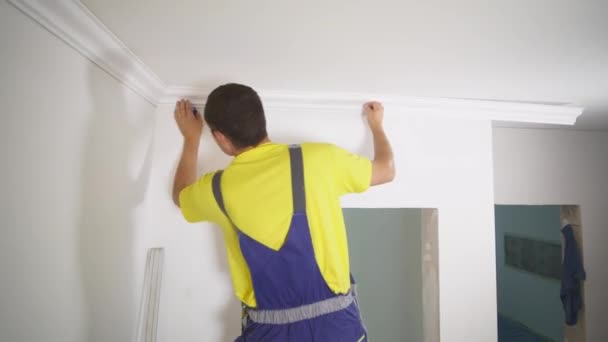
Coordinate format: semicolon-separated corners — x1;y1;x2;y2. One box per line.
173;83;394;341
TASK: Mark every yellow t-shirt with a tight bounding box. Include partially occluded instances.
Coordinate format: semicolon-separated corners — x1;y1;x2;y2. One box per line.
179;142;372;308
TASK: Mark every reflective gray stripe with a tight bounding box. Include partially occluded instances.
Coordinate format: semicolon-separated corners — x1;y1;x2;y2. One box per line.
288;145;306;213
247;289;355;324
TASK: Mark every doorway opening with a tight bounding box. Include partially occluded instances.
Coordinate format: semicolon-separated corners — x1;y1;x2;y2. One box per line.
494;205;586;342
344;208;440;342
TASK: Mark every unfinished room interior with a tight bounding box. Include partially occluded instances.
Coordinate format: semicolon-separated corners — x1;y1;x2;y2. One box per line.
1;1;606;341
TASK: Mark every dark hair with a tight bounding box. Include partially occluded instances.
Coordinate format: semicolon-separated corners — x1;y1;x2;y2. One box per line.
204;83;267;149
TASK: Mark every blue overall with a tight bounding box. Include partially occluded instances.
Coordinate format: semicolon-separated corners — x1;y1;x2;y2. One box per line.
212;146;367;342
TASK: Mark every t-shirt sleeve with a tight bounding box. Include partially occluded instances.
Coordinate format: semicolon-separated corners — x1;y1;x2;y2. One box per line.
329;144;373;195
178;172;217;223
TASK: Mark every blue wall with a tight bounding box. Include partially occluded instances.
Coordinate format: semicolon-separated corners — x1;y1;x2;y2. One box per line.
495;205;563;342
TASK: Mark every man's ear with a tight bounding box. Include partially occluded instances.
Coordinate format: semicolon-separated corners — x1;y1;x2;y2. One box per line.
213;130;228;145
212;130;237;155
211;129;221;141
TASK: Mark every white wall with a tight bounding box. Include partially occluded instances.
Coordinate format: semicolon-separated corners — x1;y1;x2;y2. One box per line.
0;2;156;342
1;3;502;340
493;128;608;341
148;103;497;342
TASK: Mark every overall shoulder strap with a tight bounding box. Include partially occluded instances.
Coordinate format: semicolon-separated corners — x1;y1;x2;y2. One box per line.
289;145;306;213
212;170;236;226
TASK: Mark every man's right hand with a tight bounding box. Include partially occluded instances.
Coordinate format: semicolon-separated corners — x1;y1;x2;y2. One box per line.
363;101;384;130
174;99;204;142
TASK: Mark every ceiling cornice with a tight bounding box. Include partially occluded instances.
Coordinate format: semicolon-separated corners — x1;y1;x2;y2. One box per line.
9;0;583;125
161;86;582;125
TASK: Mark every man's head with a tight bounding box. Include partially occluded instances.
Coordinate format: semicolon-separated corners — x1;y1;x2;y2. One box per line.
204;83;268;156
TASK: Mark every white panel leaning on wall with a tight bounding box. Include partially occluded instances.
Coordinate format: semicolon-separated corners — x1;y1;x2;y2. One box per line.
136;248;164;342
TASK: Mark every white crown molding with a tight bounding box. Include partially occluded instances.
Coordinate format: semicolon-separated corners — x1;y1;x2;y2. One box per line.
8;0;166;105
9;0;583;125
160;86;583;125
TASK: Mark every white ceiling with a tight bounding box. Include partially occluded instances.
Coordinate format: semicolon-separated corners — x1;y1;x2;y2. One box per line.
83;0;608;129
